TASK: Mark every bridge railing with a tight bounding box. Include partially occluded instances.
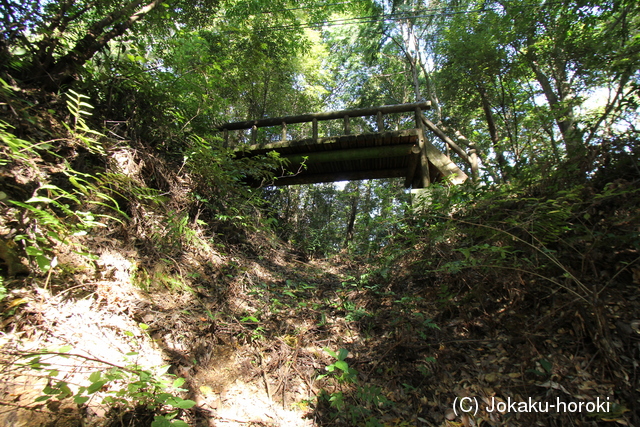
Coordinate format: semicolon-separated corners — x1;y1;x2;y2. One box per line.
217;102;431;147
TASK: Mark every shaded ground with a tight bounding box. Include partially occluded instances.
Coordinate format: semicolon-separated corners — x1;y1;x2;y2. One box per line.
1;239;638;426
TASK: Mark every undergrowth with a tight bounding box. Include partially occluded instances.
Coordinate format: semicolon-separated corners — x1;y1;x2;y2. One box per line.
0;79;283;425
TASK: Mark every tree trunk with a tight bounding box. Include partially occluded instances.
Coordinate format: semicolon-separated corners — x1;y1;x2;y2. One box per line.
344;195;358;249
39;0;164;89
526;54;586;171
477;82;508;181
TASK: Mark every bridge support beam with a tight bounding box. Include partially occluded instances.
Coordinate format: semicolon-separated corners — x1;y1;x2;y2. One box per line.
415;107;431;188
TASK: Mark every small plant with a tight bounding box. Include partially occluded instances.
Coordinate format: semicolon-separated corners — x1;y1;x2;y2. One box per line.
239;315;266;342
2;86;126;279
0;277;6;302
19;342;195;426
527;358;553;378
318;348;358;384
317;348;391;425
343;301;370;322
436;284;455;308
151;210;208;253
64;89;104;153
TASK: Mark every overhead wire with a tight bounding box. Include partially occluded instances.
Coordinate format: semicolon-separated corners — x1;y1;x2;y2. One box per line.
222;0;580;34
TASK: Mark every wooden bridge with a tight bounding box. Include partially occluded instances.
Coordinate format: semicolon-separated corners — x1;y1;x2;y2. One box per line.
218;102;472;188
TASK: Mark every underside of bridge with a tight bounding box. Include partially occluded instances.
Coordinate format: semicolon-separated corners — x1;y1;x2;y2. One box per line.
218;102;470;188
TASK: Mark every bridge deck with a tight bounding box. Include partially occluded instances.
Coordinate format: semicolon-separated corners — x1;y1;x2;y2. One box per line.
219;103;468;188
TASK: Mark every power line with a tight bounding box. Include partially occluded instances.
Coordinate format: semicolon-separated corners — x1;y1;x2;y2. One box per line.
253;6;489;33
230;0;577;34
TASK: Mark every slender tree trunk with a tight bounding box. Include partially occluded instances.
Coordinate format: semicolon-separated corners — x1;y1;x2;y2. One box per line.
477;82;508;181
419;60;442;123
344;195;358;249
526;54;585;171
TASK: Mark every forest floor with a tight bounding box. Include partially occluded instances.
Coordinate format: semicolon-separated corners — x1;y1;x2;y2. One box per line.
1;232;638;426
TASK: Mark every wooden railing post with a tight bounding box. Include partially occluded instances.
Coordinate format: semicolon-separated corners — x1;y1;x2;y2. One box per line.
344;115;350;135
223;129;229;148
281;121;287;142
251;125;258;145
376;111;384;132
312;118;318;142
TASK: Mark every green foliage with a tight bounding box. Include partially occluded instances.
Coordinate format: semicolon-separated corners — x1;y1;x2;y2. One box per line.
0;87;127;276
0;277;6;303
265;179;410;258
19;342;194;426
239;314;267;342
319;348;358;384
150;210;208;254
132;260;193;293
185;135;285;233
317;347;392;425
0;121;46;166
64;90;103;152
1;0;221;89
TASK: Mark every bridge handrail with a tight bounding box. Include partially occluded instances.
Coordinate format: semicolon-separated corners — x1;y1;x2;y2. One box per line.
218;101;430;132
218;101;431;147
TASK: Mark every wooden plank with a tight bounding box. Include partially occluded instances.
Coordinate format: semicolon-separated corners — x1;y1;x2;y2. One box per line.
282;144;417;165
422;139;468;184
421;115;472;165
241;129;419;154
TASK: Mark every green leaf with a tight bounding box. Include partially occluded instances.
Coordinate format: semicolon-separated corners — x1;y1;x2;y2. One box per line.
88;371;102;383
156;392;174;403
25;246;43;256
173;399;196;409
43;385;58;395
36;255;51;271
151;416;172;427
58;345;72;353
334;360;349;372
26;196;55;204
58;383;72;398
74;395;90;405
323;347;337;359
87;380;107;394
172;377;186;388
